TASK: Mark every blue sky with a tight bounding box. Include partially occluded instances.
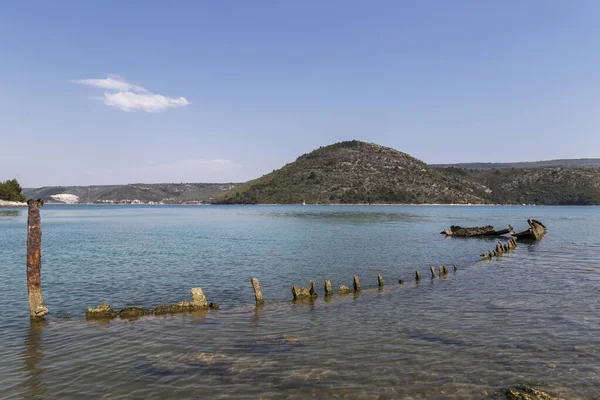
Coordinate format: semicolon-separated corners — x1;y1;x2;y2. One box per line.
1;1;599;187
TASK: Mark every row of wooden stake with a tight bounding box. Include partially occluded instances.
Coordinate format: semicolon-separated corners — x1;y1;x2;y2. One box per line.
251;265;458;303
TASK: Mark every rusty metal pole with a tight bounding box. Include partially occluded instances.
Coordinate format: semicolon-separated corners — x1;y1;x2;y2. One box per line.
27;199;48;319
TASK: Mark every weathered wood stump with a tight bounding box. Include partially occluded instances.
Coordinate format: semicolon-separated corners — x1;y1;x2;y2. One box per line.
430;266;436;278
353;276;361;291
292;280;317;300
377;274;384;287
191;287;208;308
250;277;264;304
415;270;421;281
324;280;333;296
27;199;48;319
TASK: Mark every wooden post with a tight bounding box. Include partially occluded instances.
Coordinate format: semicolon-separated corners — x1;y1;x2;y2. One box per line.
377;274;384;287
453;265;458;272
250;277;264;304
353;276;361;291
415;270;421;281
430;266;436;278
324;280;333;296
27;199;48;319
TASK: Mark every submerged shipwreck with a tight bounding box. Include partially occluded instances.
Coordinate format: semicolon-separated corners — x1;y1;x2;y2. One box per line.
510;219;547;241
442;219;547;241
441;225;513;237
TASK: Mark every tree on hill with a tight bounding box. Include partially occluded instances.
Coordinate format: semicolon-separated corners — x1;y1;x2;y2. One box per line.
0;179;26;202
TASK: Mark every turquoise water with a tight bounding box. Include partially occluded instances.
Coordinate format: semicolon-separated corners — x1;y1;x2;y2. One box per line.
0;205;598;399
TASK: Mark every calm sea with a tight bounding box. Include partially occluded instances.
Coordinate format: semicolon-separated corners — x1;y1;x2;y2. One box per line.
0;205;598;399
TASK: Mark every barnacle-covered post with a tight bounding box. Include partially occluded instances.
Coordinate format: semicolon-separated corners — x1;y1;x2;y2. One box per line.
250;277;264;304
27;199;49;319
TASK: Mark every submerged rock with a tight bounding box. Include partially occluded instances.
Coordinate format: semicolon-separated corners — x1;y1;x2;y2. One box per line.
155;300;203;315
490;386;563;400
338;285;352;295
154;287;210;315
209;302;220;309
86;303;117;319
119;307;154;319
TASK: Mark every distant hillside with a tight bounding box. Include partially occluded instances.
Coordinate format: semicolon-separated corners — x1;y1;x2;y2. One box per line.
215;141;600;205
23;183;241;204
432;158;600;169
444;167;600;205
216;141;492;204
21;145;600;206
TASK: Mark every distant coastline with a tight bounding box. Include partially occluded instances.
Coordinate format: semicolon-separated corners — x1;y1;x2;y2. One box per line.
0;200;27;208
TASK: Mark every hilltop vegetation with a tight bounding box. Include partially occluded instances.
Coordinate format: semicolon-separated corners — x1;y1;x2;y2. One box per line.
217;141;492;204
0;179;26;202
216;141;600;205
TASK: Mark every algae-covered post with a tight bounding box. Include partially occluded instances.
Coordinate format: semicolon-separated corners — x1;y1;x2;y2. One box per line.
324;280;333;296
250;277;264;304
27;199;48;319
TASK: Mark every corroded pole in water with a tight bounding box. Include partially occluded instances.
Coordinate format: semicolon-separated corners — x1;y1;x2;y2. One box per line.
27;199;48;319
250;277;264;304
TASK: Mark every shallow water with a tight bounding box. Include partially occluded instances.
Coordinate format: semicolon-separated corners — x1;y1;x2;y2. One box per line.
0;205;598;399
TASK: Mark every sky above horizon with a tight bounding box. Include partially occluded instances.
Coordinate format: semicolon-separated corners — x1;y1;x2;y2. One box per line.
1;1;600;187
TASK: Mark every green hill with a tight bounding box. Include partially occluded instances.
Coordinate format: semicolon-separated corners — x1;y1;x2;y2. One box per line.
216;140;600;205
216;141;493;204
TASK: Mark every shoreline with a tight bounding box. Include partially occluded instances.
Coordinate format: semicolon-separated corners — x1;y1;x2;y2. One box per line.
0;200;27;208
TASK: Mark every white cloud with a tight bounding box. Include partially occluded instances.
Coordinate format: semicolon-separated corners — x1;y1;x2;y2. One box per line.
74;76;190;112
73;77;145;92
104;91;190;112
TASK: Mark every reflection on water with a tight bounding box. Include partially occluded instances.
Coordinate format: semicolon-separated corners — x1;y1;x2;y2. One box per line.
0;210;21;217
20;320;48;399
0;205;598;399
